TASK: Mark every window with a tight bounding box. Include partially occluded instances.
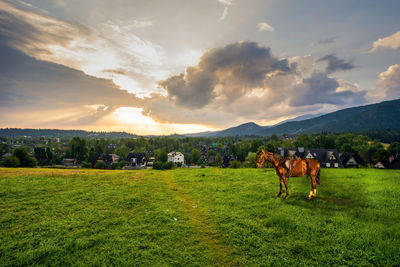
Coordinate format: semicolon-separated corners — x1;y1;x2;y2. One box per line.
326;163;330;167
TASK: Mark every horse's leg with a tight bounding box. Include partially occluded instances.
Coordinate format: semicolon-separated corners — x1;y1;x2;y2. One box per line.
307;172;317;199
277;177;283;197
284;177;290;199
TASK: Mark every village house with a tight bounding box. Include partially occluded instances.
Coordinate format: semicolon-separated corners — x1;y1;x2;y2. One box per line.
375;154;400;169
207;155;216;165
1;152;12;160
95;154;119;168
388;155;400;169
168;152;184;164
62;158;78;167
375;160;389;169
107;143;117;149
340;152;365;168
125;152;147;169
146;157;155;167
276;147;344;168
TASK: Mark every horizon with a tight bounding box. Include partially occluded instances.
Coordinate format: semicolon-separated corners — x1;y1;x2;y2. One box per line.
2;96;399;137
1;0;400;135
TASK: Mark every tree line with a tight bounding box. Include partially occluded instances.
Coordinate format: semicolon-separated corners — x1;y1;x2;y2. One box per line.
1;132;399;168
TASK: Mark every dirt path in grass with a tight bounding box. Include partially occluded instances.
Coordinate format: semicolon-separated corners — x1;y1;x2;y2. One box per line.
162;171;242;266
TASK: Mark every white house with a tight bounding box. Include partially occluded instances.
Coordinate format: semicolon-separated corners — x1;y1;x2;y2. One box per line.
168;152;184;164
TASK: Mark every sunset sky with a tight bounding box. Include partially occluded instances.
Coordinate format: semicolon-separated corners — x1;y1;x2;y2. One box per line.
1;0;400;135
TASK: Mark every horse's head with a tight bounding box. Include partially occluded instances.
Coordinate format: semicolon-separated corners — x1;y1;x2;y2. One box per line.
257;149;276;168
256;149;265;168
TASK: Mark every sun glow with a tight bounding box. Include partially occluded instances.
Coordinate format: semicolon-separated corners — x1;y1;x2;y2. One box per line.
110;107;215;135
113;107;156;125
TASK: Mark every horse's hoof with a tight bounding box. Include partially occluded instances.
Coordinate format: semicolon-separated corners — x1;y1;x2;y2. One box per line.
277;193;282;197
284;195;289;199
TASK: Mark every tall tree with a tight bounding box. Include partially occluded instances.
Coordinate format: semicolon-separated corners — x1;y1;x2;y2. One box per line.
191;149;201;165
69;137;88;163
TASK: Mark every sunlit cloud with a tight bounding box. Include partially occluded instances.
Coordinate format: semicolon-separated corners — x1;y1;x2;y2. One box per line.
370;31;400;53
0;0;165;96
257;22;275;32
218;0;233;20
376;64;400;100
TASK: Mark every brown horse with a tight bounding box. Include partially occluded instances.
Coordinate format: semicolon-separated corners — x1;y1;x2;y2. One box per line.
257;149;321;199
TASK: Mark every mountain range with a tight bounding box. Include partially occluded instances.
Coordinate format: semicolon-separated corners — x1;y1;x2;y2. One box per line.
187;98;400;137
1;99;399;138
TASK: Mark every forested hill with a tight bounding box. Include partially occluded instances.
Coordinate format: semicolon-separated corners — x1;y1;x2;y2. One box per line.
189;98;400;137
258;98;400;136
0;128;138;139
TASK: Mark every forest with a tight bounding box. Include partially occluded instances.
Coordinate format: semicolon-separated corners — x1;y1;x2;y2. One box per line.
1;131;399;168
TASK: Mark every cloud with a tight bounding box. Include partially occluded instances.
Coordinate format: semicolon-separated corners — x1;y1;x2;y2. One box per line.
288;55;315;77
0;45;143;126
0;0;372;132
370;31;400;53
290;72;367;107
318;54;357;74
150;42;368;127
376;64;400;100
257;22;275;32
218;0;233;20
102;19;153;31
0;0;165;96
311;36;337;46
158;41;292;109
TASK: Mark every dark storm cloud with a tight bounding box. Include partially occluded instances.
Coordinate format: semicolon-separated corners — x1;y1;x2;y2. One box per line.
158;41;293;108
318;54;357;74
290;72;367;106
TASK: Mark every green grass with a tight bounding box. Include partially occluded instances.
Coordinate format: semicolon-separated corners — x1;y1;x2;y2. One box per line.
1;167;399;266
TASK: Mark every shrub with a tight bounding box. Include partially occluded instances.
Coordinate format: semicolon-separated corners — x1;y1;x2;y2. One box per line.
12;148;37;167
24;156;37;168
230;160;241;169
153;161;163;170
94;160;107;169
1;156;20;167
111;163;119;169
118;160;126;169
155;150;168;163
163;161;174;170
176;162;182;167
81;161;92;168
244;153;257;168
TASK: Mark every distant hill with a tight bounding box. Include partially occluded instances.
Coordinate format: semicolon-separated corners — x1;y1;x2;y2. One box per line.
187;99;400;137
0;128;138;139
274;113;325;126
187;122;266;137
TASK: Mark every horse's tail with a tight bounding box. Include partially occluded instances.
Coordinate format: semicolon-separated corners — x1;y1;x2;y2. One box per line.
316;166;321;185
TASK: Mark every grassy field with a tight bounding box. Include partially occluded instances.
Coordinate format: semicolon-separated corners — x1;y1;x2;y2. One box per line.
1;167;400;266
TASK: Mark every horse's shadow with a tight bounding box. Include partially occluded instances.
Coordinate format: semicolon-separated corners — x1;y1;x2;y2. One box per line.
279;189;363;217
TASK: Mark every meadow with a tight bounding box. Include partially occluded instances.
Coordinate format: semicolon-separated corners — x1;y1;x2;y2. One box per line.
0;167;399;266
